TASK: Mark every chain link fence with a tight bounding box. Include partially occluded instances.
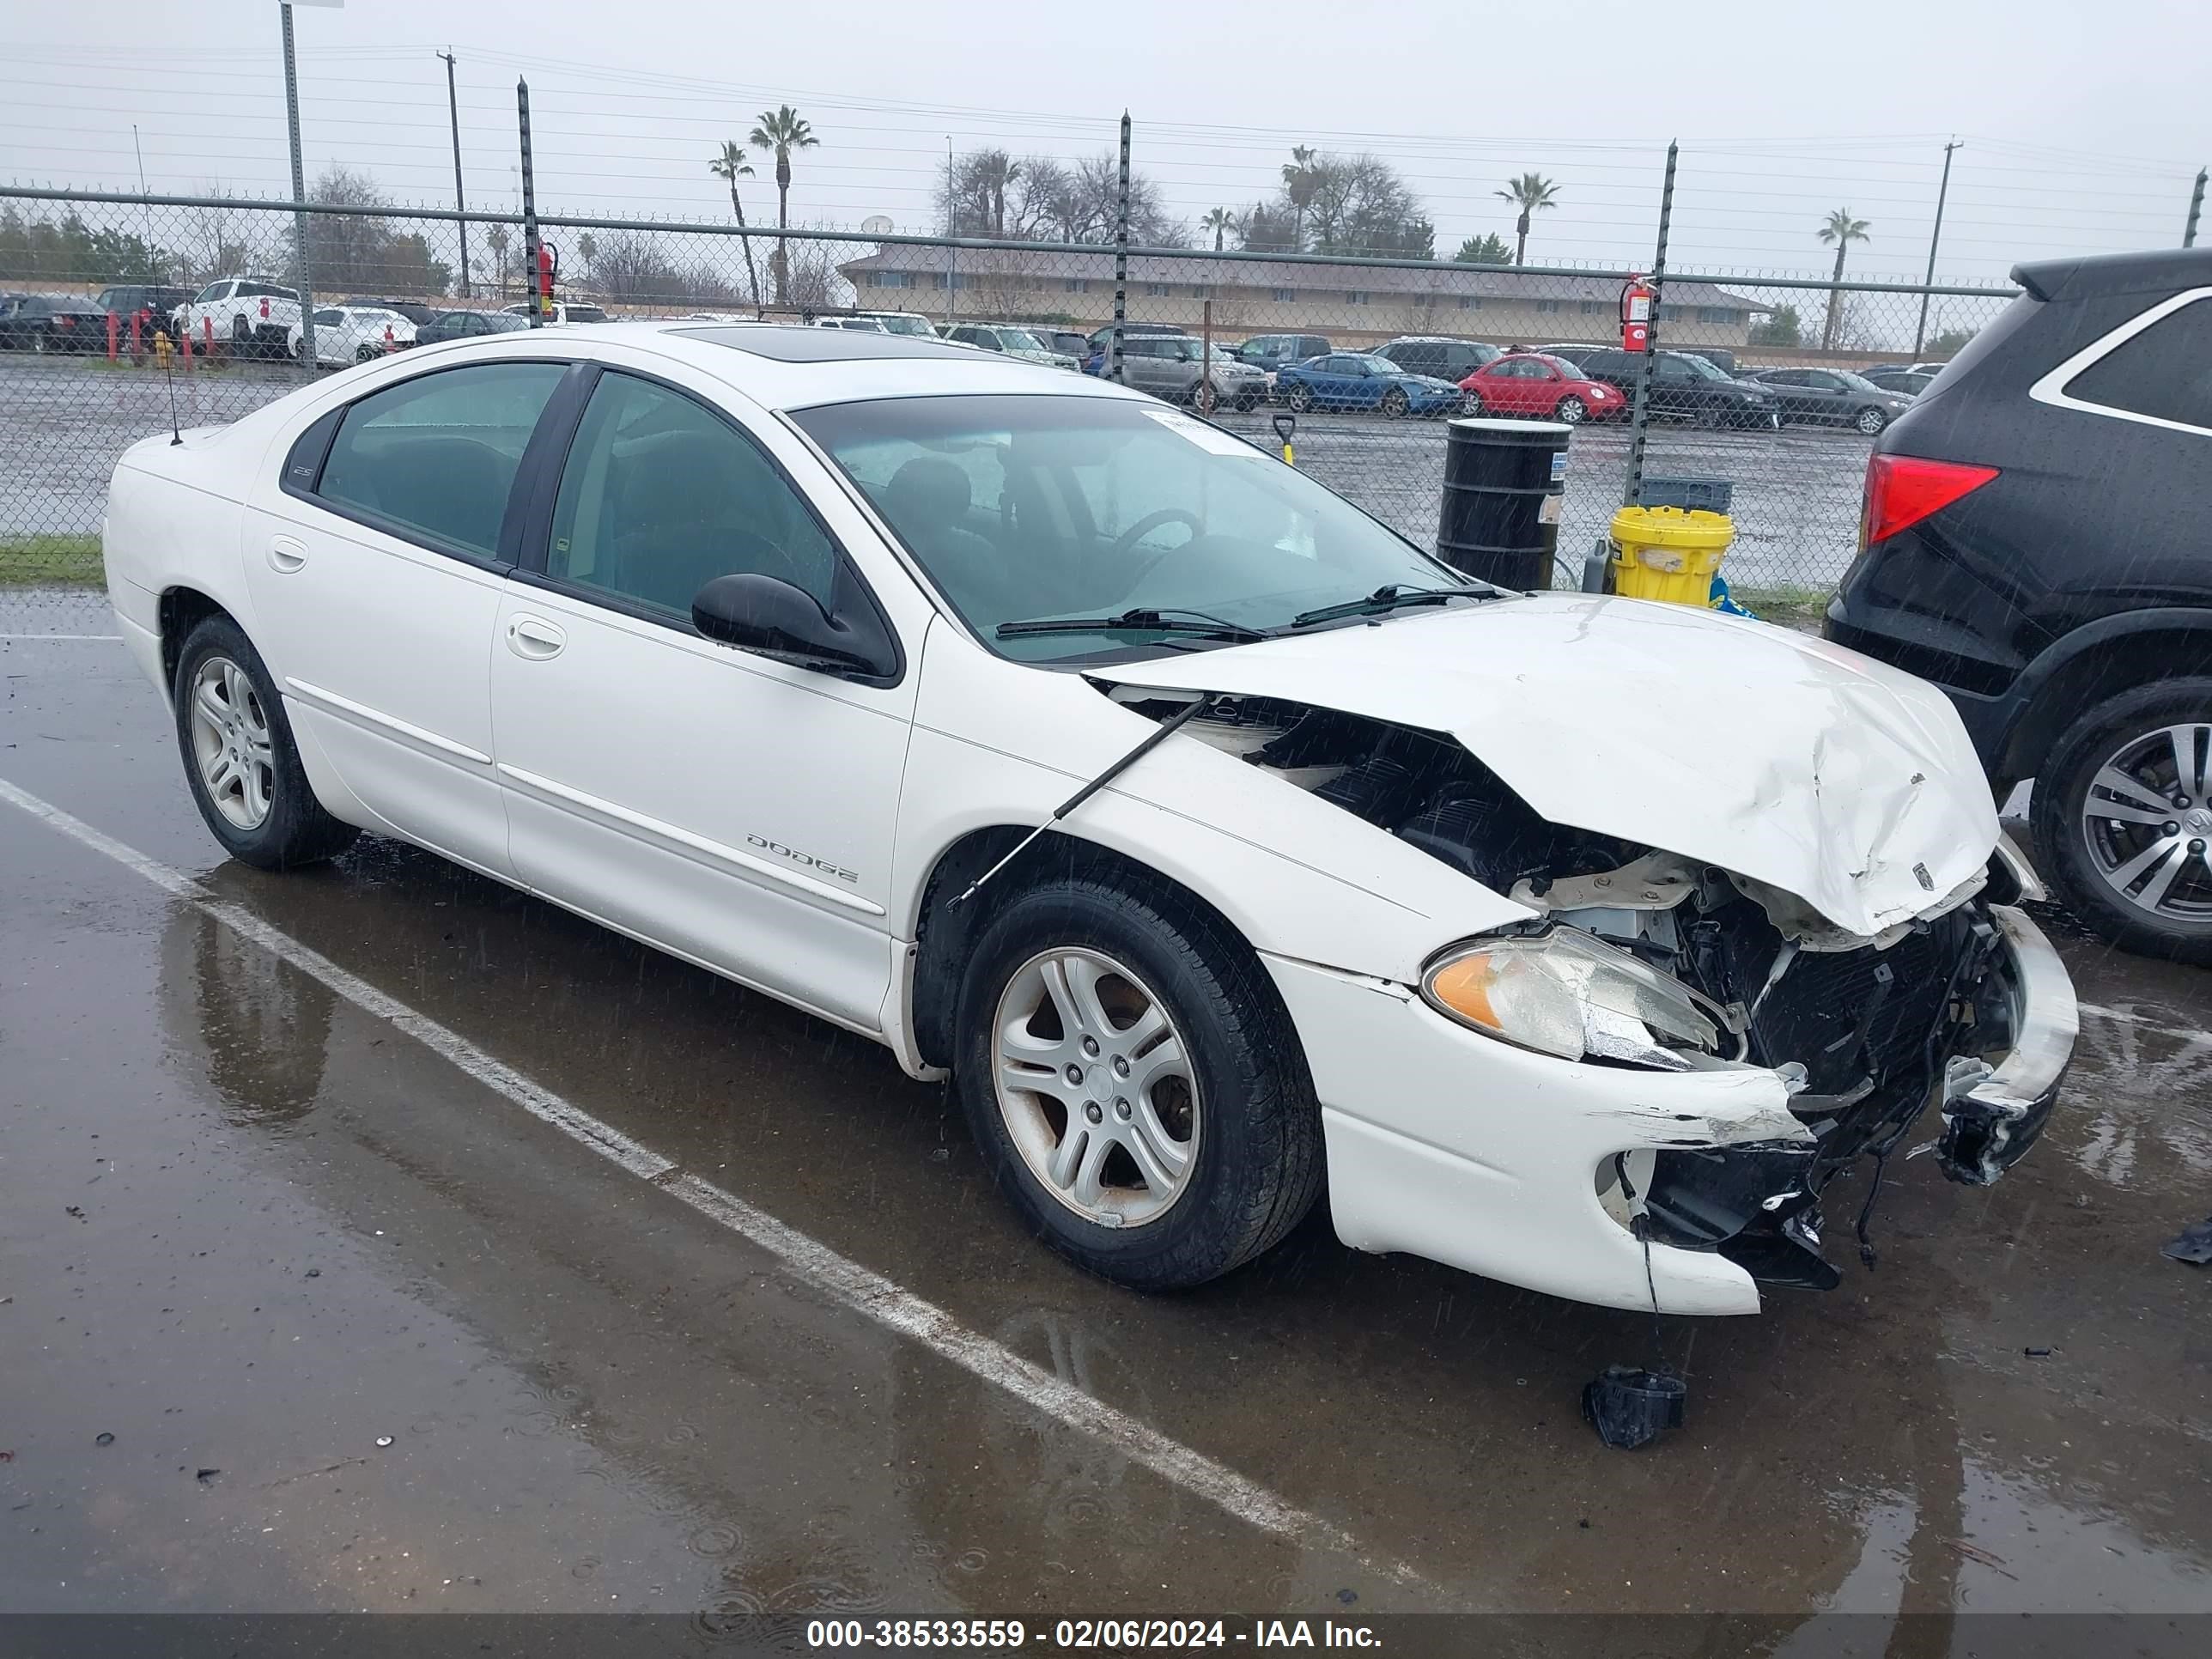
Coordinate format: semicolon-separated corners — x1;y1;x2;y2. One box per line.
1;180;2020;621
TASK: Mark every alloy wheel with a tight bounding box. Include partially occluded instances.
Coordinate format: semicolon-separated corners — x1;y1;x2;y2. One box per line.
189;655;276;831
2079;722;2212;920
1556;395;1587;424
992;946;1199;1229
1855;405;1888;434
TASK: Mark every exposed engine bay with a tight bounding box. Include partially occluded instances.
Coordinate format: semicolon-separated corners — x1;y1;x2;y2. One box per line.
1129;689;2039;1293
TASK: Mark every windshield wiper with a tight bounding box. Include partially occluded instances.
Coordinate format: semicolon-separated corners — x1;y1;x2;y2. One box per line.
1288;583;1500;629
995;607;1273;642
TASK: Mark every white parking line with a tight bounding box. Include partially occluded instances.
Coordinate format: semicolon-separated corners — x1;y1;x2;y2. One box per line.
0;775;1432;1595
0;633;125;642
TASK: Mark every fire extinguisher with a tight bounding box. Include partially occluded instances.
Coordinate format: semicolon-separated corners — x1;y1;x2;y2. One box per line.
1620;275;1656;353
537;241;560;319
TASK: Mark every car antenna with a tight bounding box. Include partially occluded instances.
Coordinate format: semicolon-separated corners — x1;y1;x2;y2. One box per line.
946;692;1218;910
162;324;183;445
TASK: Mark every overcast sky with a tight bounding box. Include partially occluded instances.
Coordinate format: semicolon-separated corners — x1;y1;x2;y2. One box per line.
3;0;2206;283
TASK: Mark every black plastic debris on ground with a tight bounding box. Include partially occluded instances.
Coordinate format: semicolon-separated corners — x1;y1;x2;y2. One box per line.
2161;1215;2212;1265
1582;1366;1686;1449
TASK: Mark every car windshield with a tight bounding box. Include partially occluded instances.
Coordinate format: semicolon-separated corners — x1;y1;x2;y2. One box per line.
871;315;935;337
793;393;1467;665
1348;355;1397;374
1832;370;1884;392
997;329;1044;350
1676;355;1729;380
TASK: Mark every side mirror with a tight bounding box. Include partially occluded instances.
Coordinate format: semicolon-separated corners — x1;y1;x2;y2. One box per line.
692;573;897;682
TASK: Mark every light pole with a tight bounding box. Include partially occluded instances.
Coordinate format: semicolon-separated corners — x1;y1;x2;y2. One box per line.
278;3;342;372
440;50;471;296
1913;138;1960;358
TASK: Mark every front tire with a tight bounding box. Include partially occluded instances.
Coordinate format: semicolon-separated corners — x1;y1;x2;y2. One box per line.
2033;678;2212;964
231;315;252;358
1379;386;1411;419
173;615;358;871
953;877;1322;1290
1555;394;1588;424
1854;404;1889;434
1286;382;1315;414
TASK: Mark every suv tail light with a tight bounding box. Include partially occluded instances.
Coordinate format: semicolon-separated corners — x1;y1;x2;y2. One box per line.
1862;453;1998;545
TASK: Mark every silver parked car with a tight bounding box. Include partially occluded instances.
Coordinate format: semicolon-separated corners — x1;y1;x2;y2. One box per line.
1115;335;1267;411
943;322;1079;370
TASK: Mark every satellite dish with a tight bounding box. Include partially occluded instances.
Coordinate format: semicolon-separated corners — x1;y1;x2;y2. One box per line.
860;215;894;235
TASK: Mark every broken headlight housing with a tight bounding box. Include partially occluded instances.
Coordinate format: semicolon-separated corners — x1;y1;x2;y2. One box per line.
1422;928;1721;1067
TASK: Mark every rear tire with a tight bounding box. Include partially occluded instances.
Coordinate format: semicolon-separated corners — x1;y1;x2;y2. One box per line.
173;614;359;872
1287;382;1315;414
953;876;1323;1291
2033;677;2212;964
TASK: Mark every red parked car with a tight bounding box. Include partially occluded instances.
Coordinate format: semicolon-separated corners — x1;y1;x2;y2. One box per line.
1459;352;1626;424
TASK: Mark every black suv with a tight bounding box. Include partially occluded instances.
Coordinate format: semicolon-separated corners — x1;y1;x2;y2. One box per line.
1371;336;1499;381
1825;246;2212;960
1577;348;1781;427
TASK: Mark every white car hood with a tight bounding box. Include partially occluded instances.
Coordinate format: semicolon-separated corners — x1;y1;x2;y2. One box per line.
1098;592;1998;939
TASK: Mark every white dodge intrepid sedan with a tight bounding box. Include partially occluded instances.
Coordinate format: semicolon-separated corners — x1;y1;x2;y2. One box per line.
104;322;2076;1316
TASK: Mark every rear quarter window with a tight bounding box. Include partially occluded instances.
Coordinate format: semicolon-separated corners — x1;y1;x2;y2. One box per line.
2060;294;2212;434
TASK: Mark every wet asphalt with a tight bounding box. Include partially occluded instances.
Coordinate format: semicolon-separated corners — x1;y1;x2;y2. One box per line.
3;594;2210;1624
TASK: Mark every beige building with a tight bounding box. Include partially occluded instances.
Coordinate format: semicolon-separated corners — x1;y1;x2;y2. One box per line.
838;245;1771;349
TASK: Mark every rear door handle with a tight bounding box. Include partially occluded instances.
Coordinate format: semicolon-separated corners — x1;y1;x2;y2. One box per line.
268;535;307;573
507;615;566;659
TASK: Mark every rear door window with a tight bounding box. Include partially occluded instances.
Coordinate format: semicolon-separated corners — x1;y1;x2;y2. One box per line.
2061;295;2212;435
314;362;567;559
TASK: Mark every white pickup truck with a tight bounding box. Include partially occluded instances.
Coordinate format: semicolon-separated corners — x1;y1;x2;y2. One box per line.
170;276;304;358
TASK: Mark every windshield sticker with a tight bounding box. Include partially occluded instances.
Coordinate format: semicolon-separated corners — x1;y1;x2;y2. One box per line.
1143;408;1258;457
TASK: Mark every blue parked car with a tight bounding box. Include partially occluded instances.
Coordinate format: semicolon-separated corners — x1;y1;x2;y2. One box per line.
1274;352;1466;417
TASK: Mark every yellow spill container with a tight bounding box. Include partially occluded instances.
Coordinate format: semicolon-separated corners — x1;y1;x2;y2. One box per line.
1609;506;1735;605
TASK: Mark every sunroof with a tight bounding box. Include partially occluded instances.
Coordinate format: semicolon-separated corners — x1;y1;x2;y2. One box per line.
672;325;977;362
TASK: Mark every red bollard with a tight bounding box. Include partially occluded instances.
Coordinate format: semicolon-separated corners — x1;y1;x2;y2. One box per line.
107;311;119;362
130;309;143;364
179;319;193;371
203;315;214;357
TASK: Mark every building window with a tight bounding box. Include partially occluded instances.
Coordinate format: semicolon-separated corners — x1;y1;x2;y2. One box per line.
1458;296;1482;310
1189;283;1212;298
1578;300;1601;314
1270;288;1296;302
1347;290;1371;305
1654;303;1680;320
1535;299;1561;314
1698;306;1735;325
870;270;916;290
930;273;970;291
1143;282;1170;297
1062;277;1088;294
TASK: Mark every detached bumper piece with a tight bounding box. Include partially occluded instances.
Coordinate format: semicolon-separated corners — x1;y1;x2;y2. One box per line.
1642;902;2075;1289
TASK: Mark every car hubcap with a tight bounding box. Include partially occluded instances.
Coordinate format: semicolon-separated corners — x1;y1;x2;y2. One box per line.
1857;410;1883;432
992;947;1198;1229
190;656;276;831
1558;398;1585;423
2081;722;2212;919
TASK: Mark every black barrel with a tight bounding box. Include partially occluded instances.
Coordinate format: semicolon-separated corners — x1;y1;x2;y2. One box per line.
1437;417;1571;590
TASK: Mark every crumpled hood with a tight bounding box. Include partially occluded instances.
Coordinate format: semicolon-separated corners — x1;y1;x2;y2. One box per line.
1098;592;1998;939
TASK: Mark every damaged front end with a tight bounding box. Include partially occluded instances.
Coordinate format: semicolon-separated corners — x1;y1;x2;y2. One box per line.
1135;689;2078;1294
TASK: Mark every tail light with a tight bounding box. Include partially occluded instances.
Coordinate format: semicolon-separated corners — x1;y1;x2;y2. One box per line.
1862;453;1998;546
54;314;74;328
260;298;270;319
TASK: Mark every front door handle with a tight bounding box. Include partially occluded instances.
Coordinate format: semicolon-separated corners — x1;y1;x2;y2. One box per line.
268;535;307;573
507;615;566;660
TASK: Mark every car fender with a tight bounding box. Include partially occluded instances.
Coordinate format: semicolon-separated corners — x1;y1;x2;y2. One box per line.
1993;605;2212;778
897;628;1530;987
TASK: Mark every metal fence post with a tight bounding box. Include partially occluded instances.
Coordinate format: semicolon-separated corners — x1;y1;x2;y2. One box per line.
2186;168;2207;249
1621;140;1678;511
1110;112;1130;385
280;3;315;376
517;79;542;328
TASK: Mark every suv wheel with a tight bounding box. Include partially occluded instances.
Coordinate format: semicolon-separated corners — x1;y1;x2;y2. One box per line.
174;615;360;871
2033;678;2212;963
953;877;1323;1290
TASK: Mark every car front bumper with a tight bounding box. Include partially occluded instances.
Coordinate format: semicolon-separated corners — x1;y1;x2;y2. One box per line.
1262;901;2075;1316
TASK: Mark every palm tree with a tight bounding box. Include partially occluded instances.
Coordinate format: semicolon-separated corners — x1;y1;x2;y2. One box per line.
709;139;765;311
970;149;1020;238
1817;207;1871;349
574;230;596;280
1494;172;1560;265
483;222;510;300
1281;145;1318;251
748;105;819;305
1200;207;1241;252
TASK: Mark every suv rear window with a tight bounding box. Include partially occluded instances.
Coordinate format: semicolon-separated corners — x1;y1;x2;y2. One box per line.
2063;295;2211;434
